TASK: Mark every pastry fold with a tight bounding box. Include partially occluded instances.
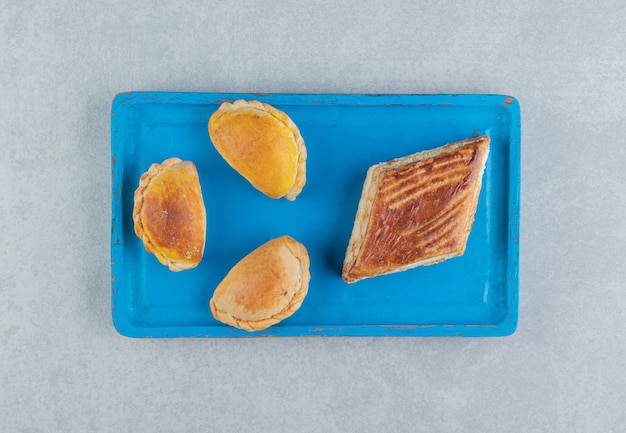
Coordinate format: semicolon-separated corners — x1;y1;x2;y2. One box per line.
208;100;306;200
210;236;310;331
133;157;207;272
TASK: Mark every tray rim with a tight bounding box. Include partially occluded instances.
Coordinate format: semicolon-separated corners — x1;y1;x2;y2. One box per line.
111;92;520;338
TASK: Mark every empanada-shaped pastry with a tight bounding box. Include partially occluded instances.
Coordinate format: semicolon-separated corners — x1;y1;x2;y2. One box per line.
208;100;306;200
210;236;310;331
133;157;206;272
342;136;490;283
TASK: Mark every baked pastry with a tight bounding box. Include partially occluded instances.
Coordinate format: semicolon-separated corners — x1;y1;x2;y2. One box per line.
208;100;306;200
342;136;490;283
210;236;310;331
133;157;206;272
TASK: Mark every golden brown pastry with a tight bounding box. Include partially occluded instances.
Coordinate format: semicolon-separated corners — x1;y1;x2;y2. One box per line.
133;157;206;272
210;236;310;331
342;136;490;283
208;100;306;200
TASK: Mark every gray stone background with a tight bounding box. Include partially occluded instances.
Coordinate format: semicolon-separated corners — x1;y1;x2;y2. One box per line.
2;1;625;432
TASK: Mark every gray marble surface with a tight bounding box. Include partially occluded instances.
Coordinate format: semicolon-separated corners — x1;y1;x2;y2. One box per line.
2;1;625;432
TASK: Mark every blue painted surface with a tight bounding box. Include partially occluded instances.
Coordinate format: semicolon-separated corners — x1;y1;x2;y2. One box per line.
111;93;520;337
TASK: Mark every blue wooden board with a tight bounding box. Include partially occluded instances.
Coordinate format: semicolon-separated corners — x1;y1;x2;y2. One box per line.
111;92;520;337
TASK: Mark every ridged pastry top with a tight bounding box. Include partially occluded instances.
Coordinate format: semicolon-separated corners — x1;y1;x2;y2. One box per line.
133;158;206;272
208;100;306;200
210;236;310;332
342;136;490;283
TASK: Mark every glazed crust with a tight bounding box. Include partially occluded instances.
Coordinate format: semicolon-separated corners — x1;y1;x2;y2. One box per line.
133;158;207;272
342;136;490;283
210;236;310;331
208;100;306;200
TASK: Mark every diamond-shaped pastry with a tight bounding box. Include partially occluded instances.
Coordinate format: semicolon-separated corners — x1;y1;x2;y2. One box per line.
342;136;490;283
133;157;207;272
208;100;306;200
